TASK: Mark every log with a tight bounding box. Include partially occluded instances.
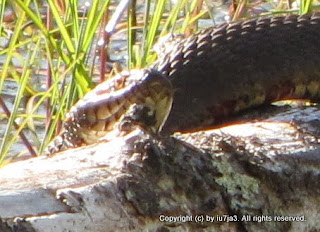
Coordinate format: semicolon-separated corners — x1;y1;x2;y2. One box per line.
1;104;320;232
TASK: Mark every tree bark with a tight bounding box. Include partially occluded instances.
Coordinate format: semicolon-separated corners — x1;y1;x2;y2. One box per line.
1;104;320;232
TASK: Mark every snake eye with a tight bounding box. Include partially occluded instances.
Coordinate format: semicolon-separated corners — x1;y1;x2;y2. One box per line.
114;74;127;90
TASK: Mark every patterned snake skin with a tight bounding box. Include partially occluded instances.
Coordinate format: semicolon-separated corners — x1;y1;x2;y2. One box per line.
46;12;320;155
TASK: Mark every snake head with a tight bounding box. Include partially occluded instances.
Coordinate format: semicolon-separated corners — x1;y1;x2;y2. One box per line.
45;69;173;155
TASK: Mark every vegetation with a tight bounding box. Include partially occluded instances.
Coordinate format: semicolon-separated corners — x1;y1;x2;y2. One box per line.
0;0;316;165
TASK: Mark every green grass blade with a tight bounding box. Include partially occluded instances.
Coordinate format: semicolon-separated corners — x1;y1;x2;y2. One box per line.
80;0;111;52
14;0;72;64
0;0;30;107
300;0;313;14
141;0;166;66
160;0;187;36
0;38;42;160
0;0;6;37
69;0;80;42
47;0;75;53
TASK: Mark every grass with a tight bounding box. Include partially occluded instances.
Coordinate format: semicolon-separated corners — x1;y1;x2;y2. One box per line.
0;0;317;165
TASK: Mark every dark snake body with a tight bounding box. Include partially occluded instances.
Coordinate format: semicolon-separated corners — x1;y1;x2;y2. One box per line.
47;12;320;154
156;12;320;134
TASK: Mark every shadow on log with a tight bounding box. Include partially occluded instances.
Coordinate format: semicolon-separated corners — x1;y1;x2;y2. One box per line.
1;105;320;232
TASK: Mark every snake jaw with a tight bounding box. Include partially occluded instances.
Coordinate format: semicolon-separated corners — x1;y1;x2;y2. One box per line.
142;75;173;132
153;92;173;132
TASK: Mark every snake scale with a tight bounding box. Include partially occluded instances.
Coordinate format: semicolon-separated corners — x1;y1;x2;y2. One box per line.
46;12;320;155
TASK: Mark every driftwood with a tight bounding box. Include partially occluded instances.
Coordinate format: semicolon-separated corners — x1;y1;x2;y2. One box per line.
1;104;320;232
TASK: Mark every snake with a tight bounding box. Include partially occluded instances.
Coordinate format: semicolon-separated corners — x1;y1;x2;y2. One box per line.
46;11;320;155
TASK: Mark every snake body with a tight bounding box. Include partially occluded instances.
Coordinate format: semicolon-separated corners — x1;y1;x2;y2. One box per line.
47;12;320;154
156;12;320;134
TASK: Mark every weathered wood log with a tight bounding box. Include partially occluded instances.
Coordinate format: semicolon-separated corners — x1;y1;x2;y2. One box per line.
1;104;320;232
